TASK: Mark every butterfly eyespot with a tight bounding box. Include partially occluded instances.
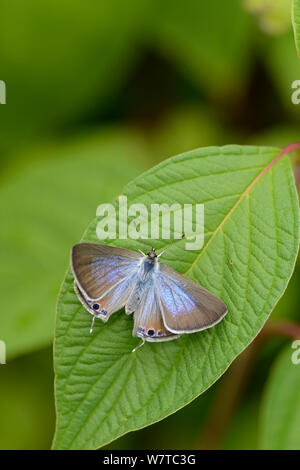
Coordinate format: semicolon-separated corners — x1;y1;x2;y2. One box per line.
92;303;100;311
147;329;155;337
100;308;108;316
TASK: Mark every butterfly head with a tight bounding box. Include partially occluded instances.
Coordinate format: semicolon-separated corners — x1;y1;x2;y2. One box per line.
146;247;158;262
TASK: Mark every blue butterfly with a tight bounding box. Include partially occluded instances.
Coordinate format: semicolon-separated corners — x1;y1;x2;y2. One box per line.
71;243;227;351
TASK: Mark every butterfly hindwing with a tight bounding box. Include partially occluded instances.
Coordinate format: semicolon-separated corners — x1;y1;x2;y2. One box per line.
74;282;109;321
133;279;180;342
74;272;138;322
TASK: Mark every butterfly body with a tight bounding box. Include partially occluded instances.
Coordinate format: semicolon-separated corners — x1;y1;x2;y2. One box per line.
71;243;227;350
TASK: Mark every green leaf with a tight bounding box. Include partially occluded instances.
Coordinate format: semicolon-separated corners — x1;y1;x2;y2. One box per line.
293;0;300;58
54;144;299;450
0;129;148;359
260;345;300;449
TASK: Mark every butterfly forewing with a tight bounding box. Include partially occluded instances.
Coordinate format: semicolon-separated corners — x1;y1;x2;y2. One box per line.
71;243;142;300
156;263;227;334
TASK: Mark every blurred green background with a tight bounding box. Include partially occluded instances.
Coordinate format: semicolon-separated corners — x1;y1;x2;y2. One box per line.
0;0;299;450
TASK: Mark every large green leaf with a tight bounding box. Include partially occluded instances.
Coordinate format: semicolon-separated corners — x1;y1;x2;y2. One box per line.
260;345;300;449
0;129;148;359
54;145;299;449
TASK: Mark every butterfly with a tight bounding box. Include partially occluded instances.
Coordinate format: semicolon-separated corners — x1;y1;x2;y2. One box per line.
71;242;227;351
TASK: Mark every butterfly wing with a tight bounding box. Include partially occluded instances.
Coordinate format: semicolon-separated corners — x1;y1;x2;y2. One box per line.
74;277;137;322
71;243;142;300
133;278;180;342
156;263;227;334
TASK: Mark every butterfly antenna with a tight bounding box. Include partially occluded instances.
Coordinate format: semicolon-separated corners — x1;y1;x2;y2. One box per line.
90;316;96;334
132;337;145;353
157;233;185;258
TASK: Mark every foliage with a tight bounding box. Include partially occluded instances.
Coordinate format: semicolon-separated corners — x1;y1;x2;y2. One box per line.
260;345;300;449
54;145;299;449
1;0;300;450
